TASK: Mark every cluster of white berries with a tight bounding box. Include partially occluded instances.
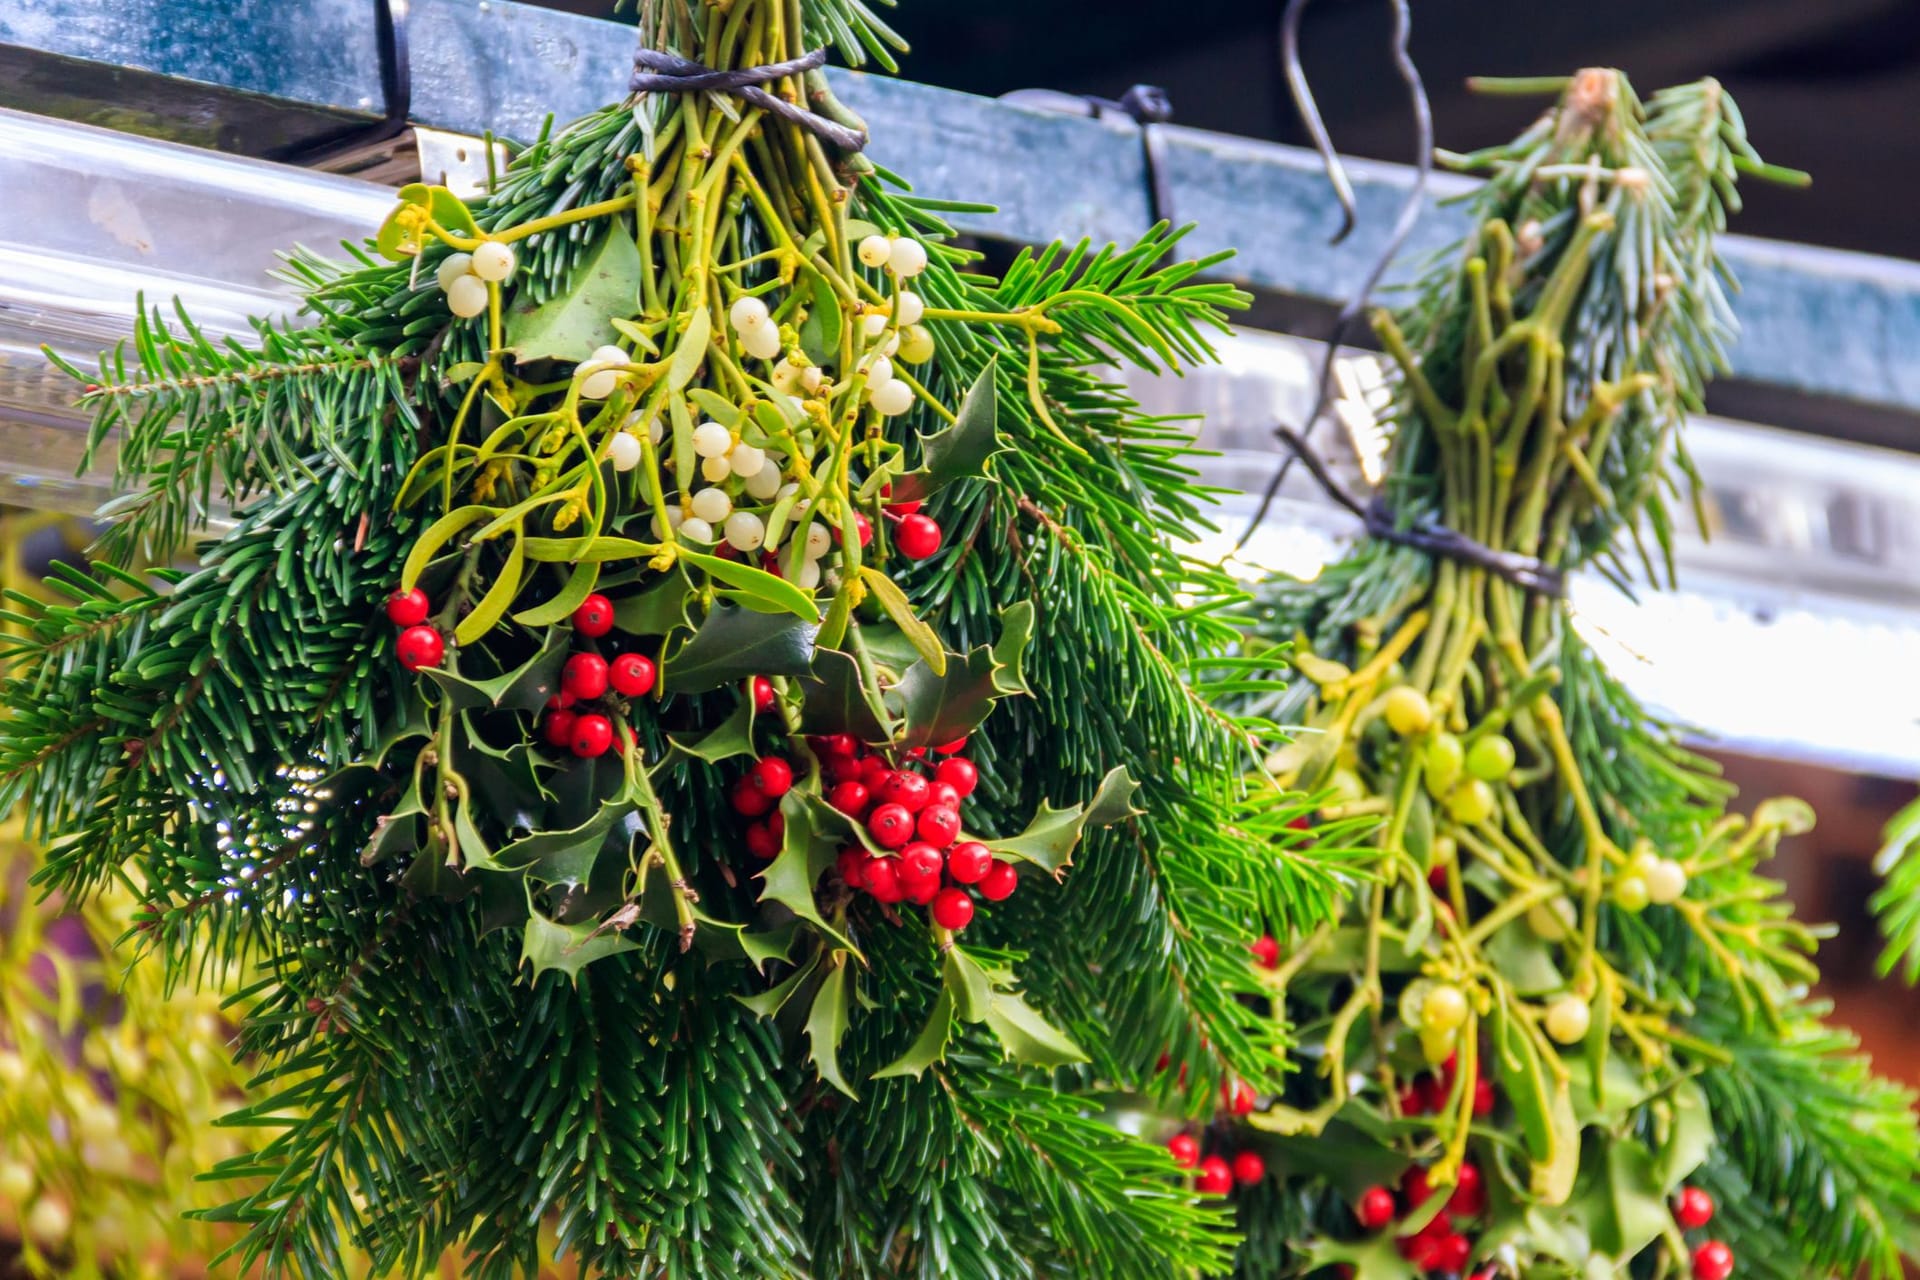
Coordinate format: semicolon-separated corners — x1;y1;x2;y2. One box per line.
576;344;633;401
728;294;783;361
436;240;516;318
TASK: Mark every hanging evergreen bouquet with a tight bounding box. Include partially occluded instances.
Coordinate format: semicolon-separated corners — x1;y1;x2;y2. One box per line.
1211;71;1920;1280
0;1;1351;1275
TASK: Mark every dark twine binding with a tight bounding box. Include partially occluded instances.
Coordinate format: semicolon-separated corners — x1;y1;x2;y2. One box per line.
630;48;867;153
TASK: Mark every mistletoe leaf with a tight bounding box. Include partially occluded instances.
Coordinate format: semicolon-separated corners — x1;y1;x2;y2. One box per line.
400;505;491;592
1653;1079;1713;1189
797;648;892;744
667;306;710;391
454;531;526;645
422;626;569;713
678;548;819;621
798;275;842;367
1582;1139;1670;1263
521;909;641;984
891;359;1007;503
662;601;818;694
505;221;642;362
375;184;478;261
872;989;955;1080
805;957;858;1098
858;567;942;675
1490;1000;1581;1204
612;573;693;636
512;561;601;627
981;766;1140;877
670;699;756;764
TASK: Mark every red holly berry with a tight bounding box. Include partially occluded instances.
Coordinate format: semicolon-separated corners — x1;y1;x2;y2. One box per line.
880;770;931;813
1397;1233;1442;1270
927;780;963;811
916;803;961;848
570;713;614;758
842;511;872;547
1428;862;1449;894
1400;1076;1440;1116
864;857;904;904
934;756;978;799
1250;933;1280;969
1166;1133;1199;1169
1222;1078;1256;1117
1674;1186;1715;1231
751;676;776;712
867;803;915;849
731;777;776;817
933;735;969;754
977;859;1018;902
573;593;615;637
836;847;868;889
829;781;871;817
745;820;781;860
860;756;894;790
1432;1232;1472;1273
1472;1078;1497;1117
1195;1156;1233;1196
1448;1162;1486;1219
822;756;862;786
930;887;975;931
1231;1151;1266;1186
396;625;445;670
562;652;610;701
1355;1186;1396;1231
543;710;577;748
895;513;943;560
946;841;992;884
547;692;576;711
749;756;795;799
882;484;922;516
1402;1165;1434;1207
1692;1241;1734;1280
609;653;656;697
815;733;858;758
385;588;430;626
899;842;944;884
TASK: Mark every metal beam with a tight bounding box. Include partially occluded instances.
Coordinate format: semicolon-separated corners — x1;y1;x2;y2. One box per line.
4;0;1920;433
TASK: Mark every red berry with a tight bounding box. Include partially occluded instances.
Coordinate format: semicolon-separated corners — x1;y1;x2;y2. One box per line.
823;756;864;786
933;735;969;754
1433;1232;1472;1272
899;842;944;883
1402;1165;1433;1207
815;733;858;758
916;803;962;848
1428;862;1449;894
927;781;963;811
385;588;430;626
885;488;923;516
864;857;904;904
745;820;782;860
880;770;931;813
1250;933;1280;969
609;653;656;697
562;652;610;701
1166;1133;1199;1169
543;709;577;747
732;777;776;817
1674;1186;1715;1230
867;803;915;849
930;887;975;931
1356;1186;1396;1231
547;692;576;710
396;625;445;670
860;756;894;790
1195;1156;1233;1196
836;847;868;888
1472;1078;1496;1117
1400;1077;1440;1116
570;713;614;758
573;594;615;637
1448;1162;1486;1219
947;841;992;884
829;781;871;817
836;511;872;547
978;859;1018;902
749;756;794;799
1692;1241;1734;1280
934;756;978;798
1231;1151;1265;1186
1222;1078;1256;1117
751;676;776;713
895;513;943;560
1397;1233;1442;1270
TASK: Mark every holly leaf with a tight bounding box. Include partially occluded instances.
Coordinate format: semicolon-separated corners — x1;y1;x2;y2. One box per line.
505;221;642;362
981;766;1140;877
890;359;1007;503
805;957;858;1098
492;790;635;887
662;601;818;694
613;574;693;636
798;648;892;744
979;989;1087;1067
1300;1232;1420;1280
521;908;641;983
890;602;1034;748
1581;1138;1670;1262
670;699;757;765
361;773;427;865
422;625;570;713
737;951;821;1018
755;794;860;955
1653;1079;1713;1189
872;989;955;1079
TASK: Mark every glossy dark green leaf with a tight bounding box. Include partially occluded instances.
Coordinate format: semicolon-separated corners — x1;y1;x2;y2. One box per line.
521;908;641;983
504;221;642;361
797;648;892;744
670;699;756;764
736;951;821;1018
805;957;858;1098
612;574;693;636
890;359;1007;503
492;790;634;887
422;626;569;713
662;601;818;695
872;989;954;1080
981;765;1139;877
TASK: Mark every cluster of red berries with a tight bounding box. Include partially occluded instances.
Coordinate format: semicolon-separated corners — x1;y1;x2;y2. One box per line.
1166;1132;1265;1196
731;734;1014;932
536;594;656;758
385;587;445;670
1400;1051;1496;1121
1673;1186;1734;1280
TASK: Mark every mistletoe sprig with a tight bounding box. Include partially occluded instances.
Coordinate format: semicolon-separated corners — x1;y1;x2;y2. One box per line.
1215;72;1920;1280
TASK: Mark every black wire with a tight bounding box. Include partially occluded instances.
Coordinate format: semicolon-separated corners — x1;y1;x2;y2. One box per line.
1233;0;1433;555
631;48;867;153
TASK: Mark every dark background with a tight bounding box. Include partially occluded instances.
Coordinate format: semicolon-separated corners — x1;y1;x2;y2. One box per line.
544;0;1920;261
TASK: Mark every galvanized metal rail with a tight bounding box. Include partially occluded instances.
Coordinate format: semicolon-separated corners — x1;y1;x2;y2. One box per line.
4;0;1919;444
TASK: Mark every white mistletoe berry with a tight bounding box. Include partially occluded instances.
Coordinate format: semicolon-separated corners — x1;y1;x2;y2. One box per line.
435;252;474;292
692;421;733;458
445;274;488;318
623;409;664;444
887;237;928;278
470;241;516;282
862;310;890;338
724;511;767;552
803;522;831;560
744;464;784;500
701;453;732;483
741;322;782;361
857;235;892;268
894;291;925;326
866;355;894;389
870;379;913;416
799;365;824;394
728;442;767;478
578;344;628;400
607;431;643;472
677;516;715;544
690;486;732;524
729;295;770;332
